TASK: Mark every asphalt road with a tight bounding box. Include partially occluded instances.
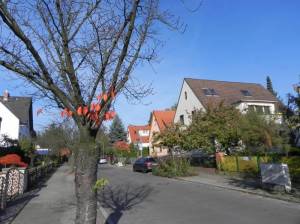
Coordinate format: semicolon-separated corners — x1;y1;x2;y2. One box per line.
98;165;300;224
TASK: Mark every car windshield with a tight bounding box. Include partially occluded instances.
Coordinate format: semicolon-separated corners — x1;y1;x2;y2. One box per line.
147;158;156;162
136;158;146;163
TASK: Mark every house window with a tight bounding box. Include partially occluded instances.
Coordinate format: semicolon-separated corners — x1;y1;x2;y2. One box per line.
256;106;264;114
180;115;184;125
191;110;196;118
0;117;2;130
184;91;187;100
241;90;252;97
248;105;255;112
203;88;218;96
248;105;271;114
263;106;271;114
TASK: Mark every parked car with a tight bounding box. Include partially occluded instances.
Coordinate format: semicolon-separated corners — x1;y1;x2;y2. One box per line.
99;158;108;164
133;157;158;173
188;149;216;168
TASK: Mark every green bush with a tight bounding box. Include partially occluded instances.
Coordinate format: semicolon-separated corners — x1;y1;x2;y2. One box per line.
152;157;196;178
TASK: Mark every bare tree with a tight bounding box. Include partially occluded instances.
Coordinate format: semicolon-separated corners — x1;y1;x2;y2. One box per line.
0;0;181;223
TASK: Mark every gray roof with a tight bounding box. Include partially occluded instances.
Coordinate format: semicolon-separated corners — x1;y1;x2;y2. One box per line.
185;78;279;108
0;96;32;125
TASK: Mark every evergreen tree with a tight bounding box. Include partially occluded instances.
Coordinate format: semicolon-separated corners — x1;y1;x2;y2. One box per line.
266;76;277;97
109;115;127;143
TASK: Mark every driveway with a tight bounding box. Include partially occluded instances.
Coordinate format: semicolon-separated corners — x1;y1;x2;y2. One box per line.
98;165;300;224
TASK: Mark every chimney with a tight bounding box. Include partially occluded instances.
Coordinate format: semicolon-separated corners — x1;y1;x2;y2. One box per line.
3;90;9;101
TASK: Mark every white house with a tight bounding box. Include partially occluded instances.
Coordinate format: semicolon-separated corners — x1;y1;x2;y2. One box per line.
127;125;150;148
174;78;281;125
0;90;35;144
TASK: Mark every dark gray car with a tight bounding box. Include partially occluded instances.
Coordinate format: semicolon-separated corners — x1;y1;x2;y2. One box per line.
133;157;158;173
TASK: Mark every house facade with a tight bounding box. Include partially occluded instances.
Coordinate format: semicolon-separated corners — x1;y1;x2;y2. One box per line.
127;125;150;148
0;90;34;144
149;110;175;157
174;78;281;126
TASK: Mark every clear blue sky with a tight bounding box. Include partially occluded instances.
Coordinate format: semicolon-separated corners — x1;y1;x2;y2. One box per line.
1;0;300;130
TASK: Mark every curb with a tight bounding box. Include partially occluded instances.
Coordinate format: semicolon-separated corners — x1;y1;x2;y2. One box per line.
98;202;112;224
177;177;300;204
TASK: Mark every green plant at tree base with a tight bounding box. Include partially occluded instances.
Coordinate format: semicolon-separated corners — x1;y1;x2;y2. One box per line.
93;178;109;192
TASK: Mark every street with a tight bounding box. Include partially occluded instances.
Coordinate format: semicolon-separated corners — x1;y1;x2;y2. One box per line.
98;165;300;224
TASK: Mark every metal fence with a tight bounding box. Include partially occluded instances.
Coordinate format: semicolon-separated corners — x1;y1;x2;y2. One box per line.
0;163;56;210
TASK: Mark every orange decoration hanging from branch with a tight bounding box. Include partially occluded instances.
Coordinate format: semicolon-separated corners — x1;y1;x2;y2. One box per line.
95;104;101;112
104;110;116;121
83;106;89;116
67;110;73;117
90;103;96;111
77;106;83;116
102;93;108;102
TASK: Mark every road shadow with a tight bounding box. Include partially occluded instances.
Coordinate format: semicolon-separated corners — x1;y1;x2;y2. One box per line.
98;183;153;224
226;177;261;191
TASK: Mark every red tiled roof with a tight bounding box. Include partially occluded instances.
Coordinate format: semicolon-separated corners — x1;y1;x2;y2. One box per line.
152;110;175;131
127;125;150;144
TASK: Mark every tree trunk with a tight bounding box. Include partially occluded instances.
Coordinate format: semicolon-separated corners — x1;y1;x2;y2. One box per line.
74;127;100;224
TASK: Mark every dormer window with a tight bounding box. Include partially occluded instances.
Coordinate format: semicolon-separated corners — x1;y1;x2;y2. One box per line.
203;88;218;96
241;90;252;97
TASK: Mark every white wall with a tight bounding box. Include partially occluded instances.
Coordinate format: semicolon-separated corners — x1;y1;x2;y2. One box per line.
174;80;205;126
0;102;20;141
138;130;149;137
141;142;149;148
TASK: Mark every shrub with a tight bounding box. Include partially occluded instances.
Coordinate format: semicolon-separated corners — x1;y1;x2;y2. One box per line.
152;157;196;178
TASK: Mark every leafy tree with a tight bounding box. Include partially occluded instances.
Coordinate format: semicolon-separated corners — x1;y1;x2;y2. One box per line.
153;123;183;155
18;138;36;167
285;83;300;146
109;115;127;143
238;112;284;155
156;103;289;155
36;121;78;155
266;76;277;97
0;1;181;222
185;103;242;153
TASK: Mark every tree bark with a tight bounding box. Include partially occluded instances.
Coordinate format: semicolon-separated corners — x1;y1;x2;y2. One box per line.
74;127;100;224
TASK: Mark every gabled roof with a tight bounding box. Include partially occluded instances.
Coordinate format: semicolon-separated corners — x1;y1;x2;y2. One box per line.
152;110;175;132
184;78;279;108
0;96;32;125
127;125;150;144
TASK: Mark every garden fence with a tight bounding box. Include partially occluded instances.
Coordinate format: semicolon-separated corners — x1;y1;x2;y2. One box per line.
0;163;56;210
217;156;300;181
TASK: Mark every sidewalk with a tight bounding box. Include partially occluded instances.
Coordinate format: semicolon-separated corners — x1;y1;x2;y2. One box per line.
11;165;76;224
178;169;300;203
